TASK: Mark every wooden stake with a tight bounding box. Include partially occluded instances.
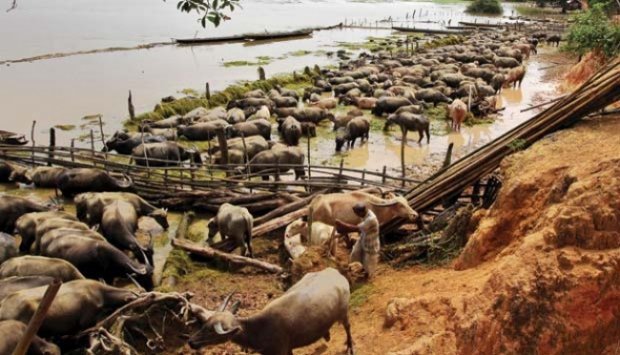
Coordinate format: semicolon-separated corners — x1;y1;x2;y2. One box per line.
442;142;454;169
70;139;75;162
306;135;312;182
90;129;95;161
400;125;406;187
30;121;36;167
258;66;266;81
382;165;387;184
205;82;211;100
48;128;55;166
128;90;135;120
11;279;61;355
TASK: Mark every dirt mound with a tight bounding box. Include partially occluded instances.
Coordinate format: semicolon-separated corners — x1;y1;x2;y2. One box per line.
301;115;620;355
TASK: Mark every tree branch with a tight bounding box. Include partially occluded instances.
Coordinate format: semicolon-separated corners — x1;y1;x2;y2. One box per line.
7;0;17;12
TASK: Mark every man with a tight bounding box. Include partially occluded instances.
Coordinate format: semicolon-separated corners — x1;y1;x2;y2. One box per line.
335;203;380;279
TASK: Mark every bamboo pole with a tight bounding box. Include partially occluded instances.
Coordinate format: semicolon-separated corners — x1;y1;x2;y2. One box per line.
12;279;61;355
128;90;135;120
400;125;406;187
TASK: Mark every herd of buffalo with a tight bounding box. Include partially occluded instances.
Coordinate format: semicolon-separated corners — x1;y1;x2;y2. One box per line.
97;30;545;179
0;27;557;354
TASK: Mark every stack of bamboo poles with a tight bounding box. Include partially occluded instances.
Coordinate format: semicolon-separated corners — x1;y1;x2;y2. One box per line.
401;56;620;219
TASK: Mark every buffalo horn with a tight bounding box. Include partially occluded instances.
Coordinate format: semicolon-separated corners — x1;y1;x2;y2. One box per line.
214;322;236;335
219;291;236;312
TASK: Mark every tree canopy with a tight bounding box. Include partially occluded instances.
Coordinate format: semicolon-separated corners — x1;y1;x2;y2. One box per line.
171;0;241;27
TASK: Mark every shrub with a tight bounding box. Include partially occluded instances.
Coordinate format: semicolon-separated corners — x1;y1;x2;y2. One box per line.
564;4;620;58
465;0;503;15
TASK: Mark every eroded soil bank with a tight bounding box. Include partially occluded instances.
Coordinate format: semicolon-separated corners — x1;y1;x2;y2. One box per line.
171;114;620;354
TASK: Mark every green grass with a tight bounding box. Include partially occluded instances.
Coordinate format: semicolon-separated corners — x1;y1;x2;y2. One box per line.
288;50;313;57
54;124;76;131
350;284;375;309
128;97;210;129
514;5;564;16
465;0;503;15
179;88;200;96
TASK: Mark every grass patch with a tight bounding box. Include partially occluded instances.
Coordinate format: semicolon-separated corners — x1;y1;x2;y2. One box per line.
179;88;200;97
128;97;210;129
288;50;313;57
423;35;464;49
350;283;375;309
160;249;194;282
508;138;528;151
515;5;563;16
54;124;76;131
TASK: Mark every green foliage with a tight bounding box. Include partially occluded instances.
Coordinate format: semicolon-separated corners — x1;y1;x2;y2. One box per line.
171;0;241;27
465;0;503;14
564;4;620;58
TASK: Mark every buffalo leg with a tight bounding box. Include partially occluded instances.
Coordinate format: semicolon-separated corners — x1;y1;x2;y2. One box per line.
245;234;253;258
343;315;354;355
418;129;423;144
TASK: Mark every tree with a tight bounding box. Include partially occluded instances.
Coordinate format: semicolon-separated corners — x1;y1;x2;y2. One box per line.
7;0;241;28
564;3;620;57
465;0;503;15
171;0;241;27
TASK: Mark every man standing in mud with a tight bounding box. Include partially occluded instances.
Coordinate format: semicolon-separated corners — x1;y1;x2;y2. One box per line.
335;203;380;279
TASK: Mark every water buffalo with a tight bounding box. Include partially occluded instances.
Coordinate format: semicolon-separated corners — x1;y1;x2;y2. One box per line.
242;146;305;181
0;276;55;303
188;268;353;355
227;108;246;124
57;168;133;197
547;34;561;47
273;107;297;118
273;96;298;108
371;96;413;116
0;161;27;183
209;136;270;162
0;320;60;355
249;105;271;121
449;99;468;132
14;211;78;253
506;66;526;88
0;279;137;336
277;86;299;100
300;122;317;137
244;89;266;99
9;166;67;188
33;219;94;254
310;191;418;226
355;97;377;110
145;115;189;129
491;73;506;94
0;232;17;265
291;107;335;124
335;117;370;152
227;98;274;111
39;232;153;288
494;56;520;69
195;107;228;123
0;256;85;281
384;113;430;144
228;119;272;141
208;203;253;257
0;195;56;233
143;126;178;140
101;200;153;264
178;119;230;141
280;116;302;146
394;104;423;115
74;192;168;229
131;142;201;167
310;98;338;110
104;131;167;154
415;89;452;106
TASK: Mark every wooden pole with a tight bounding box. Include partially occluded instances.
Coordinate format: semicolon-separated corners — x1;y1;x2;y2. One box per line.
140;125;150;177
216;128;228;175
241;133;250;182
70;139;75;162
258;66;266;81
361;169;366;186
306;135;312;183
206;138;213;179
11;279;61;355
48;128;55;166
400;125;406;187
338;158;344;185
30;121;36;167
90;129;95;161
205;82;211;100
381;165;387;184
172;239;283;274
307;205;313;246
128;90;135;120
442;142;454;170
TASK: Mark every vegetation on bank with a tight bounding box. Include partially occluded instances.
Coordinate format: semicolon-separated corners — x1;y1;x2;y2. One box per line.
465;0;503;15
563;3;620;58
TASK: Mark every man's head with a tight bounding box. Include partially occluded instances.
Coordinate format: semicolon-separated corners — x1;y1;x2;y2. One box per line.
352;203;367;218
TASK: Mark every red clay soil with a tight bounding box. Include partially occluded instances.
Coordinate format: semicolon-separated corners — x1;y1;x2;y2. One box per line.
294;115;620;355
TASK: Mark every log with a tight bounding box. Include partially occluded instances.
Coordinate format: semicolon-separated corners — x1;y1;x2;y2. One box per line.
12;279;61;355
172;238;284;274
252;207;309;238
254;191;321;226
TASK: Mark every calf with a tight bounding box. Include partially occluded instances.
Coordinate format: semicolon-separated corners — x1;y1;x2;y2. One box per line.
208;203;253;257
449;99;468;132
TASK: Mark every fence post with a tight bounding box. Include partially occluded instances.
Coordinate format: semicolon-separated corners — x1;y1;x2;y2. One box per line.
400;125;406;187
11;279;61;355
338;158;344;185
258;66;266;81
90;129;95;164
70;139;75;162
30;121;36;167
206;137;213;179
382;165;387;184
128;90;135;120
306;135;311;181
48;128;55;166
205;82;211;100
98;115;108;169
442;142;454;170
